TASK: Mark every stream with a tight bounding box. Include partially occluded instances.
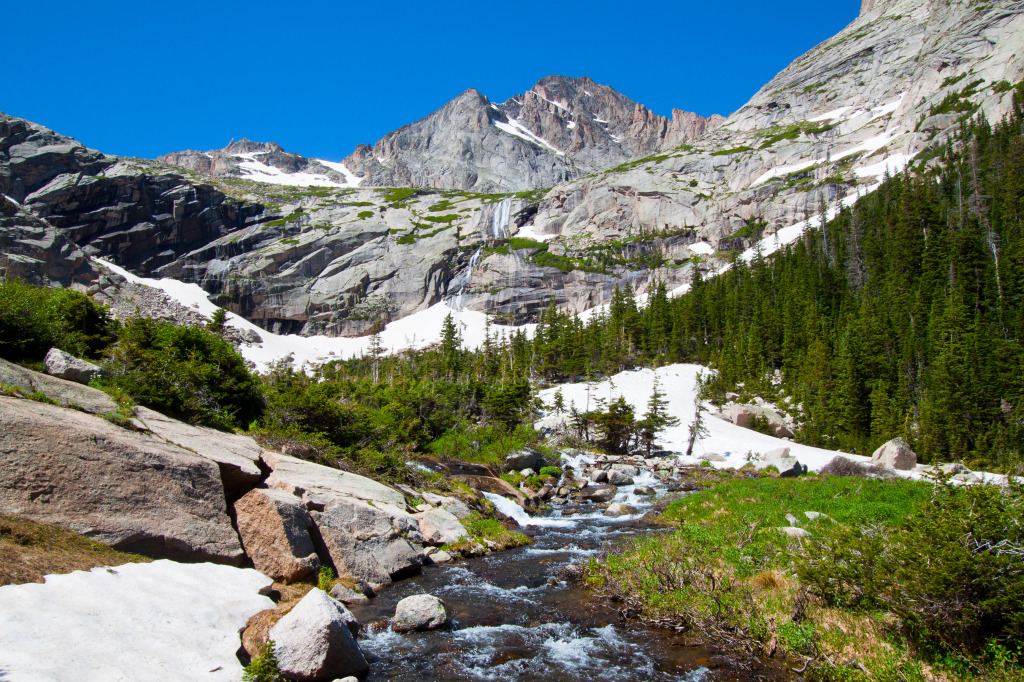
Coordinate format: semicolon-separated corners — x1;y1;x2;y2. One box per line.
347;457;785;681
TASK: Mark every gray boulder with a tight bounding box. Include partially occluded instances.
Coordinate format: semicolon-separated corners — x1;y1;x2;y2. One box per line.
43;347;103;384
392;594;447;633
699;452;726;462
606;469;634;486
233;488;320;583
609;463;640;477
270;589;368;681
633;485;656;496
504;448;546;472
589;469;608;483
329;583;371;605
0;396;243;563
263;450;407;508
0;357;116;415
870;437;917;471
413;508;468;546
582;485;616;503
604;503;636;517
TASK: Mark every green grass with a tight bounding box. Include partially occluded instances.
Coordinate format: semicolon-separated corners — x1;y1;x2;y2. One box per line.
710;146;753;157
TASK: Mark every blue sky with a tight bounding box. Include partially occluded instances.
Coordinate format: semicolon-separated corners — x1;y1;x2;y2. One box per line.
5;1;860;161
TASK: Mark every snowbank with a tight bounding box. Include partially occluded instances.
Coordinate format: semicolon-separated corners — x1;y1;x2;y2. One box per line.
0;560;274;681
537;363;861;472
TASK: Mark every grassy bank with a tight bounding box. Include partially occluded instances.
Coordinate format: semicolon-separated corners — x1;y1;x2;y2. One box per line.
585;473;1024;681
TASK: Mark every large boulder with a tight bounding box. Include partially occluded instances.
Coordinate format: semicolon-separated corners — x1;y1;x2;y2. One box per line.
134;406;262;496
504;447;546;472
392;594;447;633
43;347;103;384
730;403;795;438
413;508;467;546
0;397;243;563
262;450;406;508
233;488;321;583
606;469;634;486
581;485;616;503
870;437;917;470
269;589;368;681
454;474;528;505
0;357;116;415
312;497;424;589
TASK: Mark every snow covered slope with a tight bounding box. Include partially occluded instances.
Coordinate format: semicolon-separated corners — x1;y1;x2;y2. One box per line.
0;560;274;681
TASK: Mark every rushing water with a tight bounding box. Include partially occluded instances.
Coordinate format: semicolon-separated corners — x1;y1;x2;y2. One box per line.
347;458;783;681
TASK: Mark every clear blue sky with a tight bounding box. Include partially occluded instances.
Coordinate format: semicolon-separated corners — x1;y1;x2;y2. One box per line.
4;1;860;161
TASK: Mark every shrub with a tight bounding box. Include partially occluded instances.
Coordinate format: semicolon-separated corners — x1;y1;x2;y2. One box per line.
539;466;562;478
797;481;1024;654
101;317;264;429
242;642;285;682
318;566;335;592
0;281;117;362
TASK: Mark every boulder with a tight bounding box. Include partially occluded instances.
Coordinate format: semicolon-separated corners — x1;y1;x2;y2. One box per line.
43;347;103;384
269;589;368;681
0;397;243;563
329;583;370;605
420;491;473;519
633;485;656;496
134;406;263;495
454;474;527;505
425;548;454;564
776;527;811;538
392;594;447;633
312;497;424;588
0;357;116;415
262;450;407;508
728;403;758;428
582;485;616;503
779;461;808;478
413;508;468;546
504;448;546;472
870;437;917;471
589;469;608;483
609;463;640;477
699;452;726;462
233;488;320;583
606;469;634;486
604;503;636;517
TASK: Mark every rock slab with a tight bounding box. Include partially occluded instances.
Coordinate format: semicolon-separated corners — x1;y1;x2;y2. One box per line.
233;488;320;583
270;589;368;681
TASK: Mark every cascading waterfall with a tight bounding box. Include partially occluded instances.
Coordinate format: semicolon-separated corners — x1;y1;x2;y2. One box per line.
448;246;484;312
490;197;512;240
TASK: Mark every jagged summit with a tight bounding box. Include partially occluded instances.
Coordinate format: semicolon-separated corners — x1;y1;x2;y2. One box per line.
339;75;723;192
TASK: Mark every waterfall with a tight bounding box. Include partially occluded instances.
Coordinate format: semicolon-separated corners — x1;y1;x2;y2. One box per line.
490;198;512;240
468;246;482;270
446;247;483;312
482;493;575;528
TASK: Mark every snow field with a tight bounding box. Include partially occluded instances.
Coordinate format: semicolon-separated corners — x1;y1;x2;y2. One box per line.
0;560;274;681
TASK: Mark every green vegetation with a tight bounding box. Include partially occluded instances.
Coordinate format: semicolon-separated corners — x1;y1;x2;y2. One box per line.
357;210;374;219
710;145;753;156
443;513;531;555
242;642;285;682
396;234;416;244
0;281;117;362
100;317;264;430
758;121;836;149
589;475;1024;679
380;187;420;203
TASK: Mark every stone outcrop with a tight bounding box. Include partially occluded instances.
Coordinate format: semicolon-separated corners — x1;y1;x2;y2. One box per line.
870;437;917;470
392;593;448;633
233;488;321;583
262;450;407;508
413;508;467;546
0;397;244;563
311;496;424;589
0;357;117;415
269;589;368;681
43;348;103;384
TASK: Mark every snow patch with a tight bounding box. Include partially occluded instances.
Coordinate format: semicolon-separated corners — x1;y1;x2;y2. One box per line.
235;157;354;188
0;560;273;682
316;158;363;187
494;117;565;156
688;241;715;255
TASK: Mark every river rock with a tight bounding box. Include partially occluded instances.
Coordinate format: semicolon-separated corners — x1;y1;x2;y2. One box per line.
270;589;368;681
329;583;371;605
504;448;546;472
609;463;639;477
0;396;243;563
589;469;608;483
0;357;117;415
425;548;454;564
392;594;448;633
633;485;656;496
233;488;320;583
606;469;634;486
870;437;917;470
604;503;636;517
413;508;468;546
43;347;103;384
581;485;616;503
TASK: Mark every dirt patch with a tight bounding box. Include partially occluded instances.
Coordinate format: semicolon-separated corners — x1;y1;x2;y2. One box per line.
0;514;150;586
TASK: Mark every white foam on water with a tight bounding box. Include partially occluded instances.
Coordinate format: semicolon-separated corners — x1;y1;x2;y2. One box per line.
483;492;576;528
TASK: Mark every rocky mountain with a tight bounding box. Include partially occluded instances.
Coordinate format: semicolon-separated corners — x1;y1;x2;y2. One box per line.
338;75;724;192
2;0;1023;339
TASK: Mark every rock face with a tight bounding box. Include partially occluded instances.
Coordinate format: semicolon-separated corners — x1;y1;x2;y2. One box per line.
311;496;424;588
269;589;368;681
870;437;917;470
233;488;321;583
0;397;244;563
262;450;407;508
43;348;103;384
413;508;467;546
392;594;448;633
0;357;117;415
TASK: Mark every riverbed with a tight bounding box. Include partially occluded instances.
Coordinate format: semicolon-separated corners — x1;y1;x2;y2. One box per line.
347;460;787;681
